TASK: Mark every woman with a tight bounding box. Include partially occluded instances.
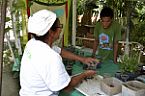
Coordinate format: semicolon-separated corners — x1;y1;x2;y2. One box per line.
19;9;96;96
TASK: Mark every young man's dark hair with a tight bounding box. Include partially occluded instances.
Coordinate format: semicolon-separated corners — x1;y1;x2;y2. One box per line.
100;7;114;19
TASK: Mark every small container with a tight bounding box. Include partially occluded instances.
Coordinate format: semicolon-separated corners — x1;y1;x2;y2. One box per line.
66;65;72;76
122;80;145;96
83;64;96;79
87;65;96;70
83;64;88;70
100;77;122;95
83;64;96;71
79;51;84;56
121;74;129;82
115;71;122;80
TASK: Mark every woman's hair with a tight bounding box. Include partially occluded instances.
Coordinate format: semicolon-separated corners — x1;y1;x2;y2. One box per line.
32;18;59;41
100;7;114;19
50;18;59;31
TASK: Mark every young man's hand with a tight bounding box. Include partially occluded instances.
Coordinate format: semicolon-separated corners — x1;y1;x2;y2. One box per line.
114;58;117;64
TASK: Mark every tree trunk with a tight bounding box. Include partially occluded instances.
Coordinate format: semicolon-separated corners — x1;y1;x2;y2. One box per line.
0;0;7;94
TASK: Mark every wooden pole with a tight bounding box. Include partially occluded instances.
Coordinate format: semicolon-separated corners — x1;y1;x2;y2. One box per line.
0;0;7;95
26;0;31;40
72;0;77;46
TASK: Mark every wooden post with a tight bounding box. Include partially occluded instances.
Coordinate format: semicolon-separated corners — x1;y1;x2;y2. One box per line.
72;0;77;46
0;0;7;95
26;0;31;40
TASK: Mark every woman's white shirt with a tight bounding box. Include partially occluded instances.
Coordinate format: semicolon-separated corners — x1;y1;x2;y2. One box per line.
19;38;70;96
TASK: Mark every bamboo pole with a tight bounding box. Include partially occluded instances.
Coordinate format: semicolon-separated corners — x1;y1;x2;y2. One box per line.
0;0;7;95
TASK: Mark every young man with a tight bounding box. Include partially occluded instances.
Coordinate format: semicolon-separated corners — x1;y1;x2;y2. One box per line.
19;9;97;96
92;7;122;63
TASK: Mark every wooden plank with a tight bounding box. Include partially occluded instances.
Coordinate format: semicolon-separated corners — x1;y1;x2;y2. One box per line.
76;37;95;41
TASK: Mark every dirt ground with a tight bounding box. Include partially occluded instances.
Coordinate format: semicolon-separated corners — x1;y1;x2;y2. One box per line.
2;65;20;96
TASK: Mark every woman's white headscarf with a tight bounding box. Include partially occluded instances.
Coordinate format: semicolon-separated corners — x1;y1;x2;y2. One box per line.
28;9;56;36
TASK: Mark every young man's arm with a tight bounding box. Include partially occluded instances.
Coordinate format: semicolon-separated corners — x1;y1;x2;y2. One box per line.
114;41;119;64
113;22;122;64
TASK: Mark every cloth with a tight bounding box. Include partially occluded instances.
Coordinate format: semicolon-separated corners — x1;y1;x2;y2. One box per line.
19;38;71;96
94;21;121;60
52;46;61;54
28;10;56;36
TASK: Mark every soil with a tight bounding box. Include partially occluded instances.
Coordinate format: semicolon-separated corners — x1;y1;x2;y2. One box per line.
2;64;20;96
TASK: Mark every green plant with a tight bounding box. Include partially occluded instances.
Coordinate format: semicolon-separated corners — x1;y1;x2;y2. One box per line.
119;50;140;73
3;49;12;65
132;22;145;46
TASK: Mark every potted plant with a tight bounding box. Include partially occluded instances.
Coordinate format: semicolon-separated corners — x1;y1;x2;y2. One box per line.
118;48;141;81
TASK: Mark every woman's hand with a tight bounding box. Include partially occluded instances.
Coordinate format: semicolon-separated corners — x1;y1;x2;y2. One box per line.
81;57;100;66
83;70;96;78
